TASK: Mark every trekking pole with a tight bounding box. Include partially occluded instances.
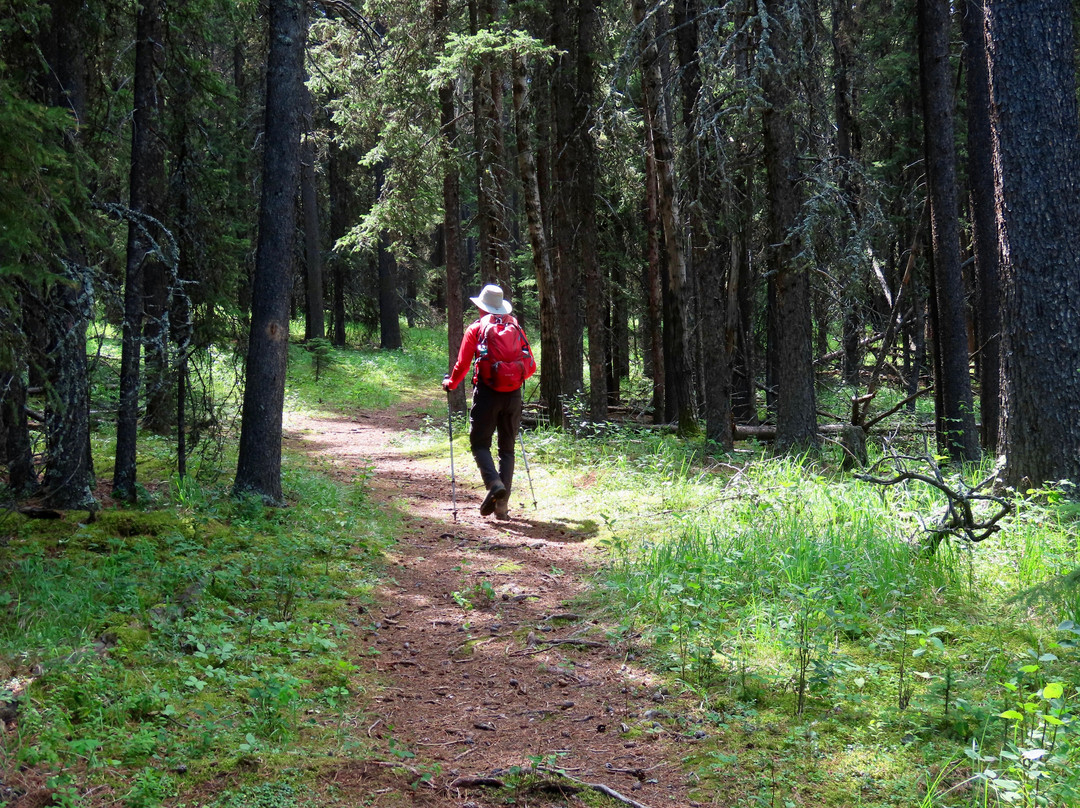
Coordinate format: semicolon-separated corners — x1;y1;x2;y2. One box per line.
447;393;458;522
518;427;538;510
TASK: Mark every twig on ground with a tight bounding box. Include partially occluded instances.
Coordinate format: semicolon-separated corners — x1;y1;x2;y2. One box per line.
511;637;605;656
605;762;665;776
449;776;506;789
542;638;604;647
535;766;657;808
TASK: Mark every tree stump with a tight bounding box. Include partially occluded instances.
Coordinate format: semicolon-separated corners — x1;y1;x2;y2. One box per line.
839;424;868;469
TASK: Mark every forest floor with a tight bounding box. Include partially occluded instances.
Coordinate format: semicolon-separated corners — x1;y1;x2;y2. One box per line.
284;404;709;808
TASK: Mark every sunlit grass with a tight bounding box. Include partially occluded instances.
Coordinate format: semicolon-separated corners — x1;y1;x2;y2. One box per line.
394;385;1080;806
285;325;447;418
12;318;1077;807
0;318;447;806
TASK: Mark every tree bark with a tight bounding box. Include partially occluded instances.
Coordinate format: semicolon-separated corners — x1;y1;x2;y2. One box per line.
575;0;605;421
961;0;1000;453
761;0;818;451
378;231;402;349
512;54;564;425
986;0;1080;488
40;0;95;511
471;0;512;291
114;0;165;499
833;0;863;387
634;0;696;435
373;159;402;350
436;0;467;415
551;0;584;398
917;0;980;462
730;1;757;426
139;0;171;438
234;0;305;503
488;29;513;292
0;347;36;496
301;82;325;341
328;140;350;347
43;264;96;510
610;257;630;400
674;0;731;449
642;103;665;423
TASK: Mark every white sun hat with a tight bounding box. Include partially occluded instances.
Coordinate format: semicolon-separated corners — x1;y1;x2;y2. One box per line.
470;283;512;315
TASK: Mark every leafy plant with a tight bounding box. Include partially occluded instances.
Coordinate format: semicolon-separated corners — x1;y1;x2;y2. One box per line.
969;660;1080;806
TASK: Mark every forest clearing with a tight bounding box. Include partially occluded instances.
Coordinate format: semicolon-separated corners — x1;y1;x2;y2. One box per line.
2;329;1078;808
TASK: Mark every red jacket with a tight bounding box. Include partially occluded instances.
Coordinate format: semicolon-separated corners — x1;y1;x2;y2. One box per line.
445;314;532;391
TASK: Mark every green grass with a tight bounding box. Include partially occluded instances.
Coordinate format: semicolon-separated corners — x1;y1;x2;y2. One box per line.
487;421;1080;807
1;323;446;807
406;407;1080;807
0;465;388;805
5;322;1080;807
286;325;448;418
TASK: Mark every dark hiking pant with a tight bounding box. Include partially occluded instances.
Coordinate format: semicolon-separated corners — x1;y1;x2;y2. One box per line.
469;383;521;496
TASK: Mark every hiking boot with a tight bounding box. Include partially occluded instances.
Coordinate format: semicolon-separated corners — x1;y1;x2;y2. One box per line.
494;497;510;520
480;481;507;516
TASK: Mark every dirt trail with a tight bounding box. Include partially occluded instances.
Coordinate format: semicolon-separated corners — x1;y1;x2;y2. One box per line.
285;406;711;807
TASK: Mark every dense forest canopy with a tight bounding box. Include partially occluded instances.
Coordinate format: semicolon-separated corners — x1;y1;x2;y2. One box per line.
2;0;1080;503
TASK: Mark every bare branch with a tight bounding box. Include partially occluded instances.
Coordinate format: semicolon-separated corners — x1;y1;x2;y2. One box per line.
857;454;1013;552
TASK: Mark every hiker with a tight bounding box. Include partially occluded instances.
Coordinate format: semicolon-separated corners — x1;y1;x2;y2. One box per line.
442;284;536;519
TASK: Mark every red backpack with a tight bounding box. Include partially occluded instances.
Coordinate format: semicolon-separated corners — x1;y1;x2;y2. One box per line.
473;314;537;392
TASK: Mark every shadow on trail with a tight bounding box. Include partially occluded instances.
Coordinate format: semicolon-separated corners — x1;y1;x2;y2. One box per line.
492;516;599;542
285;406;699;808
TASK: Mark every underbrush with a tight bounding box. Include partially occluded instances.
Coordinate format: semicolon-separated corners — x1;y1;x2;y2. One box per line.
6;324;1080;807
286;324;447;417
486;417;1080;808
0;464;390;807
1;325;444;807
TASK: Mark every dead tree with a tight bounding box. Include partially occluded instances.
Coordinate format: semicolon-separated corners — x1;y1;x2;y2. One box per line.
857;453;1013;554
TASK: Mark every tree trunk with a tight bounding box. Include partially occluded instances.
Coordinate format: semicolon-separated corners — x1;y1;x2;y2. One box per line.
301;82;325;341
833;0;863;387
961;0;1000;453
378;231;402;349
987;0;1080;488
0;350;36;496
471;0;512;291
114;0;165;499
43;265;96;510
436;0;467;414
488;30;513;292
139;0;171;438
643;108;665;423
675;0;731;449
634;0;696;435
730;3;758;425
329;141;350;347
372;159;402;350
917;0;980;462
551;0;584;398
41;0;95;511
512;54;564;425
141;178;172;426
234;0;305;503
575;0;605;421
761;0;818;451
610;257;630;398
